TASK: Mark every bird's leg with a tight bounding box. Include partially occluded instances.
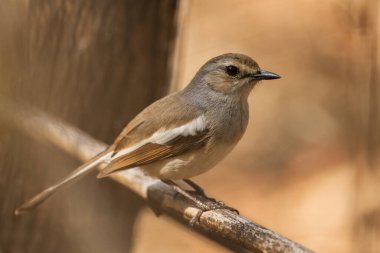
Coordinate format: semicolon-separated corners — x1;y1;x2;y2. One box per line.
162;180;239;226
162;180;206;226
162;180;207;209
182;179;239;215
182;179;207;197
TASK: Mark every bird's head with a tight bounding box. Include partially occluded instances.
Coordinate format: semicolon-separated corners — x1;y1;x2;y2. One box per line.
190;53;280;98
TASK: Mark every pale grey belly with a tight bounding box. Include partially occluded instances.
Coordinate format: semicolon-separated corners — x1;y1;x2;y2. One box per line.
139;144;234;180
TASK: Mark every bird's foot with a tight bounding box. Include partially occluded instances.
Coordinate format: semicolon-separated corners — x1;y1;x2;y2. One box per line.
183;179;239;212
162;180;239;226
183;179;207;197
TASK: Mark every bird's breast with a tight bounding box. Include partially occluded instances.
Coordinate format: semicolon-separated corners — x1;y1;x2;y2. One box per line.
208;99;249;144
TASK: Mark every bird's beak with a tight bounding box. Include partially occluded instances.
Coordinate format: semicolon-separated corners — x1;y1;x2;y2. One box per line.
251;70;281;80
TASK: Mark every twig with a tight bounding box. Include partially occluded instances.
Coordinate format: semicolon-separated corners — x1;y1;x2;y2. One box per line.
0;100;314;253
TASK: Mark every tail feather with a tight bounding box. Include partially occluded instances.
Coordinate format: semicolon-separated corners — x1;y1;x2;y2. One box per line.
15;150;112;215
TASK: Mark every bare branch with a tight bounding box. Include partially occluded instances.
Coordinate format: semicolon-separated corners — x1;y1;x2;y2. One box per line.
0;100;314;253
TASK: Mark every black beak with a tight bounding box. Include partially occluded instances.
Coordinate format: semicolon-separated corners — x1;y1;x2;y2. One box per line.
251;70;281;80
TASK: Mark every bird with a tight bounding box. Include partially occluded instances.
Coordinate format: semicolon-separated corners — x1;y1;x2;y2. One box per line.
15;53;280;215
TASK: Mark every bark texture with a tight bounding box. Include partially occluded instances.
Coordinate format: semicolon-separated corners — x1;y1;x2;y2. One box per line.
0;1;178;253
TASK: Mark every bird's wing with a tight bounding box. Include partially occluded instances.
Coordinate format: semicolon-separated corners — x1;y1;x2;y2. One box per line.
98;94;210;177
98;126;210;177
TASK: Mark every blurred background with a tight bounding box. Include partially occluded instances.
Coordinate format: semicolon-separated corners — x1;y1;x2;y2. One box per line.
1;0;379;253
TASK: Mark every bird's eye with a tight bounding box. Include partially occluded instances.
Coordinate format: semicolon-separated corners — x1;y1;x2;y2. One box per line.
225;65;240;76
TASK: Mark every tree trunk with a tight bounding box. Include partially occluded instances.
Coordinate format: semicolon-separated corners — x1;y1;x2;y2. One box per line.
0;1;178;252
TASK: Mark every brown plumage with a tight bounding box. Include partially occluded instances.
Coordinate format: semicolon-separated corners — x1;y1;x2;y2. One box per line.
100;128;210;177
15;53;280;215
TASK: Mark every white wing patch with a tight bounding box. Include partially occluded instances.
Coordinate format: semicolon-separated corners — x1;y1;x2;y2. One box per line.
111;115;207;160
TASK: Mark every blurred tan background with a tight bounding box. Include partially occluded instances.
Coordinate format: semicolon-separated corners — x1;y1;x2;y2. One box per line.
134;1;380;253
1;0;379;253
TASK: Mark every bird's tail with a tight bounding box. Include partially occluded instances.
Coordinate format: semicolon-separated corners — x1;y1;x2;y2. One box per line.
15;150;112;215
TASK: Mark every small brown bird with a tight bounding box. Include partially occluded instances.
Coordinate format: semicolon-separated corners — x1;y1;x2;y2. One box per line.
15;53;280;215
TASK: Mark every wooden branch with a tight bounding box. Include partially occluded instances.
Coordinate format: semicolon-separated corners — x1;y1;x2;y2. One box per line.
0;100;314;253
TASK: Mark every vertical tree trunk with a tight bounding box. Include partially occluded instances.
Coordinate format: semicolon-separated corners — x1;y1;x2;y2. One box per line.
341;1;380;252
0;1;178;253
355;2;380;251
